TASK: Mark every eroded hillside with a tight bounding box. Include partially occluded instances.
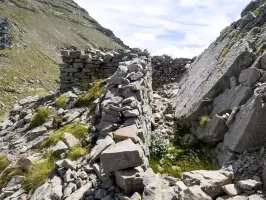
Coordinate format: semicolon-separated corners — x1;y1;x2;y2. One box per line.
0;0;125;119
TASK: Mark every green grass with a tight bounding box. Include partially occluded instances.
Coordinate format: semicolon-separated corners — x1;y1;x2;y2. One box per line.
55;95;67;108
22;156;55;191
40;123;88;150
76;78;105;107
29;107;50;129
52;115;63;129
67;145;88;161
221;48;229;58
253;8;260;17
0;155;10;172
199;115;210;127
0;167;24;189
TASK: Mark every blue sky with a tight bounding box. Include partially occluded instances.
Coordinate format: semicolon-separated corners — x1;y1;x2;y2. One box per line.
74;0;251;58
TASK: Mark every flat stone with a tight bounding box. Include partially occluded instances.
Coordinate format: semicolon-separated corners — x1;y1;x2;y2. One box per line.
56;159;76;170
182;170;233;198
26;126;47;141
51;140;68;154
114;125;138;142
102;113;122;123
122;109;140;117
222;184;242;196
178;185;212;200
62;133;80;148
65;182;92;200
248;194;266;200
95;189;108;199
100;139;143;173
237;179;262;190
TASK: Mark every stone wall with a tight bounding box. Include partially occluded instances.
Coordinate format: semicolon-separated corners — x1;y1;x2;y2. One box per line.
59;48;191;91
0;15;11;50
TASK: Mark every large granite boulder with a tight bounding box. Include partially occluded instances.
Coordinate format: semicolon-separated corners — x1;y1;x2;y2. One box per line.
182;170;233;198
223;95;266;153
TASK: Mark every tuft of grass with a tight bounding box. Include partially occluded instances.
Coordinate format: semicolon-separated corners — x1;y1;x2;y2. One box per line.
234;31;240;38
253;8;260;17
76;78;105;107
29;107;50;129
0;167;24;189
22;156;55;191
40;123;88;150
52;115;63;129
199;115;210;127
221;48;229;58
0;155;9;172
67;145;88;161
55;95;67;108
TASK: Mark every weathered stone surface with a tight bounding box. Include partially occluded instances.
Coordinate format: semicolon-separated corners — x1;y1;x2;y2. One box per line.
90;135;115;163
239;67;260;87
62;133;80;148
26;126;47;141
248;194;266;200
181;134;199;147
196;115;228;145
182;170;233;198
175;40;255;120
211;86;253;117
114;125;138;142
236;179;262;190
122;109;140;117
18;153;43;170
31;176;63;200
56;159;76;170
142;176;162;200
223;95;266;153
178;185;212;200
51;140;68;154
65;182;92;200
115;167;144;194
100;139;143;172
222;184;241;196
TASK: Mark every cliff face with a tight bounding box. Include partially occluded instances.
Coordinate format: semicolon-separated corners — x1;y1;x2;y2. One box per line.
0;0;126;118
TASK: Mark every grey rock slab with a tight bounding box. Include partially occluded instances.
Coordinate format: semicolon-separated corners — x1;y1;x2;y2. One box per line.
178;185;212;200
62;133;80;148
122;109;140;117
56;159;76;170
95;189;108;199
65;182;92;200
6;176;25;188
237;179;262;191
31;176;63;200
114;125;138;142
223;95;266;153
211;86;253;117
26;126;47;141
142;176;162;200
248;194;266;200
63;182;77;198
182;170;233;198
222;184;242;196
102;112;122;123
51;140;68;154
18;153;43;170
175;40;255;120
100;139;144;173
89;135;115;163
196;115;228;145
239;67;260;87
130;192;141;200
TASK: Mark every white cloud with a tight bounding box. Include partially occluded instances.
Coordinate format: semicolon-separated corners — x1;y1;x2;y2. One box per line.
74;0;252;58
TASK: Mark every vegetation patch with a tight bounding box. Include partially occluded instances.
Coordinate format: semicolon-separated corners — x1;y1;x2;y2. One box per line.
67;145;88;161
0;155;9;172
40;123;88;150
253;8;260;17
55;95;67;108
29;107;50;129
149;121;215;178
76;78;105;107
221;48;229;58
199;115;210;127
22;155;55;191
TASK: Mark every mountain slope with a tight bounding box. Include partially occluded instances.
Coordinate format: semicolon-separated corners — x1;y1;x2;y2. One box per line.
0;0;125;119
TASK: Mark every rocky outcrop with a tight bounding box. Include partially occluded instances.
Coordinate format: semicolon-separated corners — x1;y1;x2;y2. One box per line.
0;15;11;49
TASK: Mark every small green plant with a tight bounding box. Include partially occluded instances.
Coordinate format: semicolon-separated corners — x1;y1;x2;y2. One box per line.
55;95;67;108
234;31;240;38
29;107;50;129
52;115;63;129
149;137;168;160
67;145;88;161
221;48;229;58
81;81;91;91
40;123;88;150
22;156;55;191
199;115;210;127
253;8;260;17
76;78;105;107
0;155;9;172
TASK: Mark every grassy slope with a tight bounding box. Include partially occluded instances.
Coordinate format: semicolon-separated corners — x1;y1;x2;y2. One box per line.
0;0;124;119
